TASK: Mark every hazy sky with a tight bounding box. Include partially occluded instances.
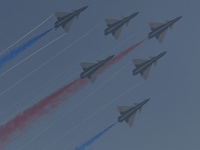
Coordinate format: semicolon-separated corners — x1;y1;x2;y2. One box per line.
0;0;200;150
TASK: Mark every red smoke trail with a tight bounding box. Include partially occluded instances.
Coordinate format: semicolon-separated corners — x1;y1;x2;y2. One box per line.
0;40;144;148
99;40;145;73
0;78;89;145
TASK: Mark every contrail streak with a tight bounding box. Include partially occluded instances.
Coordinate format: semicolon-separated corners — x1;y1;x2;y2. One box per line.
0;14;53;55
0;22;101;96
0;33;66;78
0;29;52;69
75;122;117;150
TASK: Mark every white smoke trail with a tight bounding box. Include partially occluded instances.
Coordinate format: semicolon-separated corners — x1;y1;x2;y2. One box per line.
0;33;66;78
0;14;54;55
0;22;102;96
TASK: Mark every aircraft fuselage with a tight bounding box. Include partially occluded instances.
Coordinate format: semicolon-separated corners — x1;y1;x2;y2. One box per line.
148;16;182;39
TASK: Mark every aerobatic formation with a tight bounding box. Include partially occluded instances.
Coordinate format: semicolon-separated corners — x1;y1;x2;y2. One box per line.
0;3;182;150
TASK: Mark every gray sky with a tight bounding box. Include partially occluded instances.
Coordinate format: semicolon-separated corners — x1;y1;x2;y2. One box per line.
0;0;200;150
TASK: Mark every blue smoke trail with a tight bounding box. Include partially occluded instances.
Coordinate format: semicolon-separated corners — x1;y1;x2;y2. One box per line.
0;28;52;68
75;122;117;150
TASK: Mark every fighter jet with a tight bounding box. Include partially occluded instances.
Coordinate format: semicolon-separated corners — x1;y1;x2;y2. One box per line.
104;12;139;40
148;16;182;43
117;98;150;127
80;55;114;83
132;51;167;80
54;6;88;32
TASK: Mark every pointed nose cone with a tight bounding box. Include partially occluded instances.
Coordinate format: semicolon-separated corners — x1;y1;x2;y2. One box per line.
144;98;150;104
82;6;88;11
160;51;167;57
135;12;139;16
139;98;150;107
130;12;139;18
108;55;115;60
177;16;182;20
174;16;182;22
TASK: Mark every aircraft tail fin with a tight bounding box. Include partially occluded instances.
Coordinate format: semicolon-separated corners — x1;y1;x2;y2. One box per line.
55;12;69;20
80;62;95;71
117;106;132;115
132;59;148;68
105;19;120;27
148;22;164;31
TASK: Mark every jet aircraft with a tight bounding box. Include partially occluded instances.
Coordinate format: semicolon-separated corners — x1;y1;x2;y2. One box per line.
80;55;115;83
117;98;150;127
148;16;182;43
54;6;88;32
104;12;139;40
132;51;167;80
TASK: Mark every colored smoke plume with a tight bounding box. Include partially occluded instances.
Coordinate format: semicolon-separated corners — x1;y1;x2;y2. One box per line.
75;122;117;150
0;40;144;147
99;40;144;73
0;29;52;68
0;78;88;145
